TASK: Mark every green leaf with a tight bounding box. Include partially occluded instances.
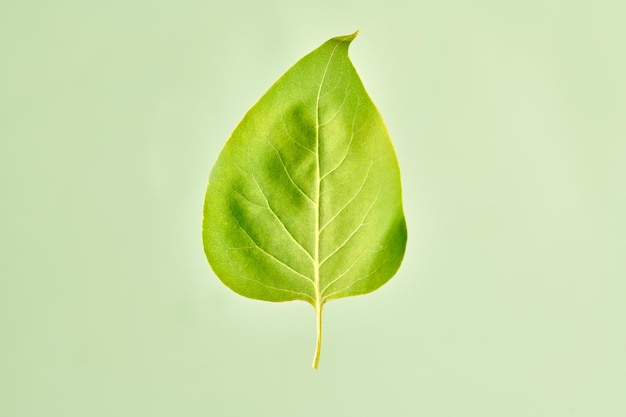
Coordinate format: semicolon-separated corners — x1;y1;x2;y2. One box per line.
202;31;407;369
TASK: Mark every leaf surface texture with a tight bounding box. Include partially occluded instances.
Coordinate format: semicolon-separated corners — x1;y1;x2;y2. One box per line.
202;32;407;368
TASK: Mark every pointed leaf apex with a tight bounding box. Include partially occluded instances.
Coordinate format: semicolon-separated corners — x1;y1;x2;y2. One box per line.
334;30;359;43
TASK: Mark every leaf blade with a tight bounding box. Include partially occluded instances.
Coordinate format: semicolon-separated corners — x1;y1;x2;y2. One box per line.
202;32;407;366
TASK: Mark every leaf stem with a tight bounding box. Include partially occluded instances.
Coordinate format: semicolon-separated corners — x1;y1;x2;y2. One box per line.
312;303;323;369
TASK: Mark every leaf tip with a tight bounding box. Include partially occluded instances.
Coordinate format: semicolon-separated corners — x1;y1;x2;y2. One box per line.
334;30;359;43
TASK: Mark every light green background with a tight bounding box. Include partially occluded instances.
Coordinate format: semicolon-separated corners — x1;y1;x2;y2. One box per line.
1;1;625;416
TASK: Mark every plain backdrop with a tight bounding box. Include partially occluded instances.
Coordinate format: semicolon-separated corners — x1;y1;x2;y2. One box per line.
1;0;625;416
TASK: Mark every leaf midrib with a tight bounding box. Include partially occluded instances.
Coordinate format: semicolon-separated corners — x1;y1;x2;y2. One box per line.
310;41;341;370
314;42;341;307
